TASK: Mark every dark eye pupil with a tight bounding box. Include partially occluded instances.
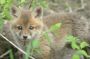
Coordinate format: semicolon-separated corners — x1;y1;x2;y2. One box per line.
29;26;34;30
17;26;22;30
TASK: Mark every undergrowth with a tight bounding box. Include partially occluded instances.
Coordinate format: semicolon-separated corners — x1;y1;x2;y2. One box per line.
0;0;90;59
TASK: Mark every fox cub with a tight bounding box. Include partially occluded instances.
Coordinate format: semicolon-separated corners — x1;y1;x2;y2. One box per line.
0;6;89;59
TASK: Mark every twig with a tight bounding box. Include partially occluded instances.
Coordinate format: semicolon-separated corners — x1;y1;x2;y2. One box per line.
65;2;73;13
0;50;10;58
65;0;87;12
75;0;87;11
0;33;35;59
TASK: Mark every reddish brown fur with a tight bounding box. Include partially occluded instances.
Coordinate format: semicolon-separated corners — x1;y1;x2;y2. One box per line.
9;6;89;59
10;9;72;59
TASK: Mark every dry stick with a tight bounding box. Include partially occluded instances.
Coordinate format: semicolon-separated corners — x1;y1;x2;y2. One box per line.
0;33;35;59
65;0;87;12
65;2;73;13
0;50;10;58
75;0;87;11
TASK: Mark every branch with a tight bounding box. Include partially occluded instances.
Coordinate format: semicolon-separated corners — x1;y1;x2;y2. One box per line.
0;50;10;58
65;0;87;12
75;0;87;11
65;2;73;13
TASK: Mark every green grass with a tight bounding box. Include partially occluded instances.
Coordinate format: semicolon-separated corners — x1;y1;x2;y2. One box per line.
9;49;14;59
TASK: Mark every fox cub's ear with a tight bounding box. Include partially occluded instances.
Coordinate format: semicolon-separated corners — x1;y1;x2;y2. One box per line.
11;6;19;18
34;7;43;18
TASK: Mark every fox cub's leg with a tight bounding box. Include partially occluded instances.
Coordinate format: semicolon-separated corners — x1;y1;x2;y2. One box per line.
40;45;51;59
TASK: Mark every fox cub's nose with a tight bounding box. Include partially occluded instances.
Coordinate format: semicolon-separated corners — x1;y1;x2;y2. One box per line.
23;36;27;39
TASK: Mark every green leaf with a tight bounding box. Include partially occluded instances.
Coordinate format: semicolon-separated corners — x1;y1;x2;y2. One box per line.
21;0;25;3
78;50;88;57
9;49;14;59
25;42;31;59
80;42;89;49
66;35;76;42
32;40;40;48
72;54;80;59
71;42;80;50
0;0;5;4
0;18;4;30
40;1;48;8
50;23;62;32
44;32;52;45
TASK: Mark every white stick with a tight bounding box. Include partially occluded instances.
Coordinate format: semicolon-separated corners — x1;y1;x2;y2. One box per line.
65;2;73;13
0;50;10;58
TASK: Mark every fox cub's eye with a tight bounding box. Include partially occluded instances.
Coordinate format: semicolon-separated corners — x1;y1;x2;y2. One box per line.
17;26;23;30
29;26;34;30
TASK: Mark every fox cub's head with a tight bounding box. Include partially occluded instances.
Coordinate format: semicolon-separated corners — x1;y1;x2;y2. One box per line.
10;6;44;41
